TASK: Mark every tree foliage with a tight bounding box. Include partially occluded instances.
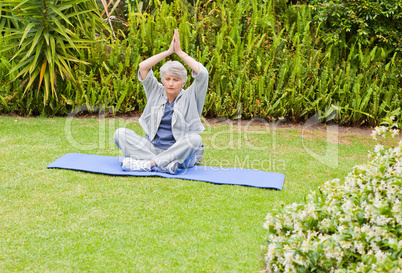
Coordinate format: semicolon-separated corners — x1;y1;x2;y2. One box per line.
313;0;402;51
0;0;401;123
0;0;110;104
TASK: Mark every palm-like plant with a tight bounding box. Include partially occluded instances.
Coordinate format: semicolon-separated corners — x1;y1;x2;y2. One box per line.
0;0;110;103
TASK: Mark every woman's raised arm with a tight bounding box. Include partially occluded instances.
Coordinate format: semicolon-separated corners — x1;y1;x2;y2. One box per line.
138;35;175;80
173;29;200;75
138;29;200;80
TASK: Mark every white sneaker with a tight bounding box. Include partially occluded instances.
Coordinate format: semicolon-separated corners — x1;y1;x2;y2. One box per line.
151;162;178;175
163;161;178;175
121;158;152;172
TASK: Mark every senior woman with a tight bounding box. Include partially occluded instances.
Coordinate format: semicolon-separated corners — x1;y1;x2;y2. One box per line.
113;29;208;174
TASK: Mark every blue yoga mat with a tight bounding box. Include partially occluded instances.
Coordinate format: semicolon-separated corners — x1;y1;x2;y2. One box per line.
47;153;285;190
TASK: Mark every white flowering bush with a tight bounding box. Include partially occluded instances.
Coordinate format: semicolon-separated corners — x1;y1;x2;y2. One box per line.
263;126;402;272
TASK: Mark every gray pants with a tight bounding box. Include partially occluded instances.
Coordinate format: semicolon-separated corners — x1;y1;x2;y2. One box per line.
113;128;203;169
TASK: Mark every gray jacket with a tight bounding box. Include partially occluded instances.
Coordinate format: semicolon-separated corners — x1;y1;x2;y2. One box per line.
138;63;209;141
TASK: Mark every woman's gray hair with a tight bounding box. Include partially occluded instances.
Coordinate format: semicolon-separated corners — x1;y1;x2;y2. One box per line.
160;61;187;84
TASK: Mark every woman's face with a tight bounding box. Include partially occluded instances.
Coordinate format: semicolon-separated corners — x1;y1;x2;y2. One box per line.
163;74;184;100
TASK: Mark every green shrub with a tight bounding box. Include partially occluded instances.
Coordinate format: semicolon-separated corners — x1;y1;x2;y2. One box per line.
312;0;402;51
263;126;402;272
0;0;401;123
0;0;109;105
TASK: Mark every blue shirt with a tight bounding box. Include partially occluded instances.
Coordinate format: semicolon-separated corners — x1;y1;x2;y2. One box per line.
150;99;176;149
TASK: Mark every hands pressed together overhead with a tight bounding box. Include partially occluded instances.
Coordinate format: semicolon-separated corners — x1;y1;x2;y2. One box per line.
168;29;184;57
138;29;200;80
167;29;199;74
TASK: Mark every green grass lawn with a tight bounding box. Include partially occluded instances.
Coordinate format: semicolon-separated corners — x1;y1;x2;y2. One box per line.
0;116;380;272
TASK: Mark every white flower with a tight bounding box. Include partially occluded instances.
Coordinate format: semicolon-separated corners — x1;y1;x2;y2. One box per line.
373;215;390;226
263;126;402;271
305;202;317;219
293;254;306;266
337;224;346;234
283;245;295;267
332;234;341;243
274;220;282;233
374;144;384;153
321;218;331;230
375;250;386;261
341;199;354;212
397;240;402;249
294;222;303;235
264;214;274;227
391;129;399;138
361;224;371;233
301;238;311;252
266;243;276;259
339;240;352;250
354;241;365;255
